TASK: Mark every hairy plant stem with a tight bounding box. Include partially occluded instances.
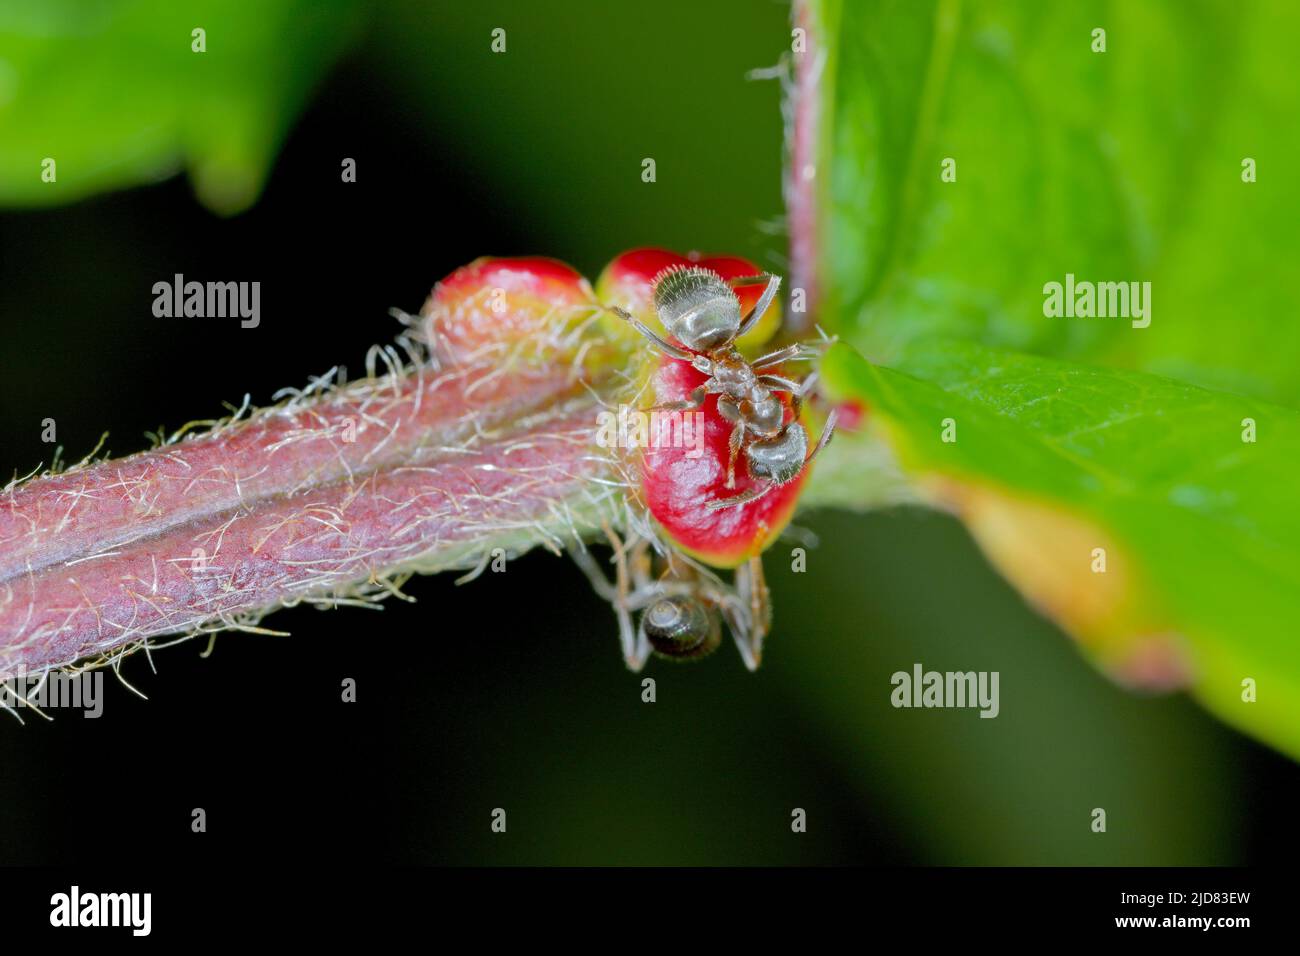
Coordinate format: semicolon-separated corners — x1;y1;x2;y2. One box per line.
0;315;631;679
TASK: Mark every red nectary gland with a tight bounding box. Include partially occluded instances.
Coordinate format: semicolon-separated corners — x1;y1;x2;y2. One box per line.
640;354;805;568
599;248;807;568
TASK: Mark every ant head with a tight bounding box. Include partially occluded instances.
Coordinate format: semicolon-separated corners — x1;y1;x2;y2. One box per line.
652;266;741;353
640;595;722;661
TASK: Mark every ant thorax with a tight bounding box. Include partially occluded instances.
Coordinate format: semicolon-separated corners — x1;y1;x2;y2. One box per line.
705;351;784;438
707;349;757;389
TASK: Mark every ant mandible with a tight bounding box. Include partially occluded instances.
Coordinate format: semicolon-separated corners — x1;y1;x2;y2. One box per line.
609;265;837;510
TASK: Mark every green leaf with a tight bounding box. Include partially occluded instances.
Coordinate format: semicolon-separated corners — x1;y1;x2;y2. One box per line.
817;339;1300;760
801;0;1300;405
0;0;361;215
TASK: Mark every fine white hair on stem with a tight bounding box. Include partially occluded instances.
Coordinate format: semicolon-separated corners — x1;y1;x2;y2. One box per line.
0;292;645;687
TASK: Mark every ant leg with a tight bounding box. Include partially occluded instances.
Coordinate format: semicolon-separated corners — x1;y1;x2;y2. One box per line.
607;305;693;362
705;480;776;512
585;523;649;670
748;557;773;640
701;571;757;670
717;394;741;422
628;533;653;592
757;372;820;423
570;545;618;603
585;561;658;612
571;542;647;668
623;535;669;609
728;273;779;288
805;407;839;466
756;373;804;396
733;557;771;670
644;385;706;414
716;558;768;670
735;274;782;337
751;342;824;371
720;601;759;672
605;524;652;671
725;420;744;489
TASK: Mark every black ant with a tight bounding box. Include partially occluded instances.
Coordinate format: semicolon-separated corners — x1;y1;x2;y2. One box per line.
609;266;836;509
572;526;771;671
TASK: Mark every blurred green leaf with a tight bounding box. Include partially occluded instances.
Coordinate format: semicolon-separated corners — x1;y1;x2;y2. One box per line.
820;339;1300;760
0;0;361;214
803;0;1300;405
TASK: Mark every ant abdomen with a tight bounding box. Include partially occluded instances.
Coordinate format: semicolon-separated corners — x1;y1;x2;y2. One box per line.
746;424;809;485
744;394;785;437
640;596;722;660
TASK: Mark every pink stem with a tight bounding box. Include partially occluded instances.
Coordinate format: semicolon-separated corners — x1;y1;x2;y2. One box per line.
787;0;822;330
0;343;622;677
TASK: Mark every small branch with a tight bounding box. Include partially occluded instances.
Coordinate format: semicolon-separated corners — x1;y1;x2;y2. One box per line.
0;301;631;678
